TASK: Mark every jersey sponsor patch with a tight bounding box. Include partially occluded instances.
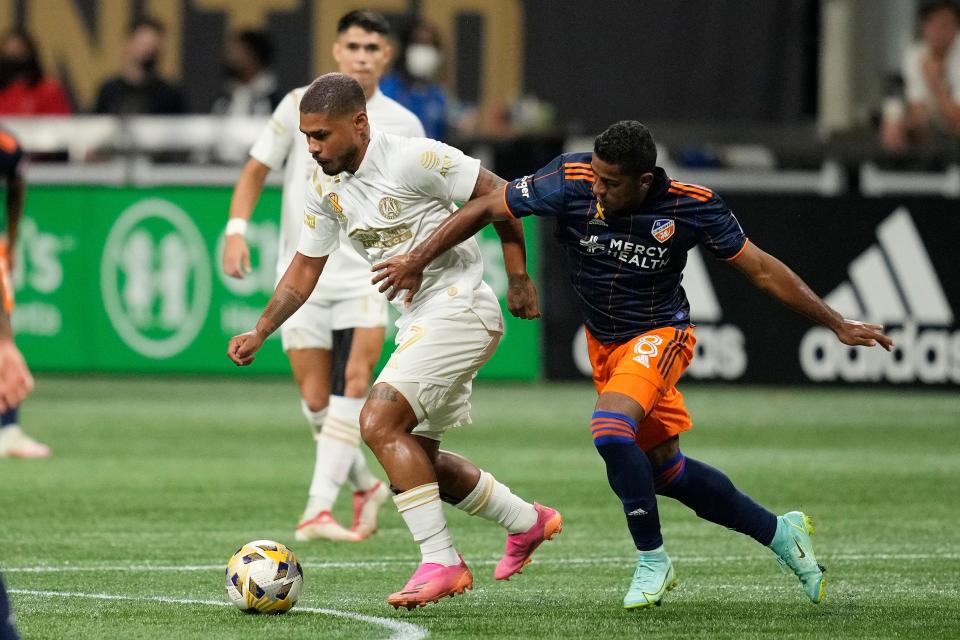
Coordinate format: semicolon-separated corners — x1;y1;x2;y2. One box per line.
349;224;413;249
652;218;675;243
304;212;316;229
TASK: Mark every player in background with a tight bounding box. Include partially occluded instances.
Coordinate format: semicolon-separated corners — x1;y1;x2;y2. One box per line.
222;11;424;542
371;120;894;608
0;127;48;459
228;73;561;609
0;231;30;640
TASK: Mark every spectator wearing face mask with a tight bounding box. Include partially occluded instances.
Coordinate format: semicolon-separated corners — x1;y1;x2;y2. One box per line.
93;17;185;115
380;18;448;140
0;29;71;115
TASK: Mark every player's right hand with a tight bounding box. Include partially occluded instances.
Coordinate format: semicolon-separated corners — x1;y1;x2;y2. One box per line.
0;339;33;411
228;331;264;366
223;235;252;279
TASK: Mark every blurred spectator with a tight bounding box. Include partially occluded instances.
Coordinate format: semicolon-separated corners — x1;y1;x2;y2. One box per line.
881;0;960;154
381;18;448;140
93;17;185;115
0;29;71;115
211;30;282;116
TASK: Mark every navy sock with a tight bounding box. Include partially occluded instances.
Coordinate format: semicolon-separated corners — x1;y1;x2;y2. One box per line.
591;411;663;551
0;406;17;428
654;452;777;546
0;574;18;640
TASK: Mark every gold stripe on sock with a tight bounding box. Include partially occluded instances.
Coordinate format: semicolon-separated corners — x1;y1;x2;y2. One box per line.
467;473;496;516
393;483;440;512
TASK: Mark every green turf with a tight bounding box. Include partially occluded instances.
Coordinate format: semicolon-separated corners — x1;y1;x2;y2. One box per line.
2;376;959;639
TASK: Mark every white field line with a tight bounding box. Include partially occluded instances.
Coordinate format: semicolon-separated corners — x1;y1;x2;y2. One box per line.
4;552;958;574
8;589;428;640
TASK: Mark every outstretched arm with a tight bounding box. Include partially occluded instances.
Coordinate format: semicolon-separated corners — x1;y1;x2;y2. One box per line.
730;242;893;350
0;281;32;411
371;168;517;306
227;252;328;365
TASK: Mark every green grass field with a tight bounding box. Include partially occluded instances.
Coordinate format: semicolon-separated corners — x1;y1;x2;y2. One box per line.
1;376;958;639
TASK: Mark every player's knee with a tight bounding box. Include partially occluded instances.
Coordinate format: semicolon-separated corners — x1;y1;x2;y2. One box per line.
300;384;330;413
359;406;402;448
646;436;680;467
300;393;329;414
342;364;373;398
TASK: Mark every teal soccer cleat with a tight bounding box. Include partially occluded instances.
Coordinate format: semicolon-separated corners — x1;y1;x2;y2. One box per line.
623;547;677;609
769;511;826;604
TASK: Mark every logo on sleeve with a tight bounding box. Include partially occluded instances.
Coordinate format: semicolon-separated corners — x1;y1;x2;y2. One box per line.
304;212;316;229
652;219;675;243
378;197;402;220
326;193;343;214
514;175;531;199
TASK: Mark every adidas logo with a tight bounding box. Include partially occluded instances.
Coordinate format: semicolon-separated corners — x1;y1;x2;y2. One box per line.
627;508;648;516
800;208;959;384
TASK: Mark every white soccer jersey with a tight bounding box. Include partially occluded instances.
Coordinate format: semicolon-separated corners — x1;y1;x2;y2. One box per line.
249;87;424;300
297;130;501;330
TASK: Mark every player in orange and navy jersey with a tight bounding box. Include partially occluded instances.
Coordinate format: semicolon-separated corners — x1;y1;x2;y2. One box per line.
372;120;894;609
0;127;49;459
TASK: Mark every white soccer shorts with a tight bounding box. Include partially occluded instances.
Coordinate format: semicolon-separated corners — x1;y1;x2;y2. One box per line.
375;301;502;441
280;293;388;352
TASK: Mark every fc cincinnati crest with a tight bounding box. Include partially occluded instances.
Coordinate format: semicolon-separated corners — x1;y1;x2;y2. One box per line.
652;219;675;243
378;197;402;220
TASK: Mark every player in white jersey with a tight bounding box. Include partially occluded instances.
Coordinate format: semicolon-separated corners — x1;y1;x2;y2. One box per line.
229;73;563;609
222;11;423;543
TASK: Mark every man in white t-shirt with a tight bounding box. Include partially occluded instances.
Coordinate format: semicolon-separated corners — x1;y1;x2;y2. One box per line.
222;11;424;543
228;73;562;609
882;1;960;153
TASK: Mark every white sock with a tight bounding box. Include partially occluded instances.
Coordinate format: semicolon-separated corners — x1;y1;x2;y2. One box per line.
301;401;328;441
302;398;362;519
455;470;538;534
394;483;459;566
330;395;380;492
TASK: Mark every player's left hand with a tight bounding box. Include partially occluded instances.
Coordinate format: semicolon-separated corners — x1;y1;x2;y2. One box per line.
507;274;541;320
371;254;425;304
834;319;894;351
0;339;33;411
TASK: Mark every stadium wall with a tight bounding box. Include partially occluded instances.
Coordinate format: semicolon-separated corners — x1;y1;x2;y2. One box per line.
541;196;960;388
9;186;540;379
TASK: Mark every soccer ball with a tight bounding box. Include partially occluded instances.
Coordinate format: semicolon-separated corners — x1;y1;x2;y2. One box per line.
225;540;304;614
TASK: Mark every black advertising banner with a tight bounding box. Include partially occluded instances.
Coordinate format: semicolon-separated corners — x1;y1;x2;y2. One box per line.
539;197;960;387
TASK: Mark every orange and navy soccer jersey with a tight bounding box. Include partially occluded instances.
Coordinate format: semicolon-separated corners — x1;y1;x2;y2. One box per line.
0;128;21;314
503;152;748;345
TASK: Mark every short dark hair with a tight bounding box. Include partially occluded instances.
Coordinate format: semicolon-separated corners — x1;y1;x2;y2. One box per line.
337;10;392;36
593;121;657;175
129;17;165;36
919;0;960;22
236;30;275;67
300;72;367;116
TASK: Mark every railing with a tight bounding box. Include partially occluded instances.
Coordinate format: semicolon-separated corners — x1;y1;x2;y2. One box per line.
3;116;959;196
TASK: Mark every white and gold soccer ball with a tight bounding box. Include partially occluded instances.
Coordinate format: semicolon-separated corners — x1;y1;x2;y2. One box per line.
225;540;304;614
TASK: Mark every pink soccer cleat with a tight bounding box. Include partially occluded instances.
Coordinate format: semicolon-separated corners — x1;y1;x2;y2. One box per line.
295;511;363;542
494;503;563;580
351;481;390;539
387;555;473;610
0;426;52;459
